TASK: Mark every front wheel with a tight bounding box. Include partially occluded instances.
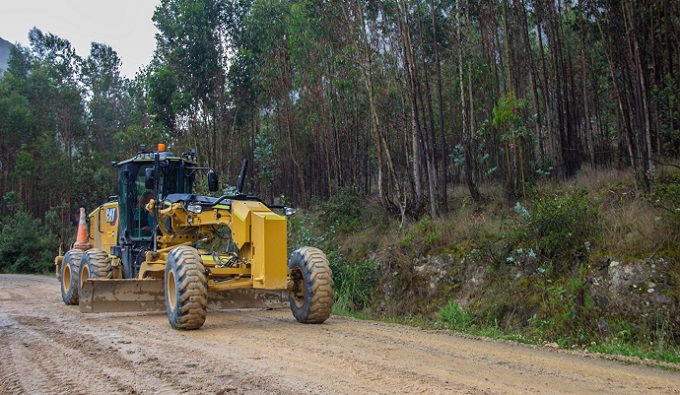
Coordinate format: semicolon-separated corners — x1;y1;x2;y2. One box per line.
288;247;334;324
165;246;208;330
79;248;112;294
61;249;84;305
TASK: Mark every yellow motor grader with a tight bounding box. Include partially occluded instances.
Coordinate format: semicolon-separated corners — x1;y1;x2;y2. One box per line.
54;144;333;330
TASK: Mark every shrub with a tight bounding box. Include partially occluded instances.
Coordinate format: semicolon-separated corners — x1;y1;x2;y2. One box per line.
530;191;599;262
288;210;379;315
437;300;474;330
330;255;379;313
319;187;364;234
0;209;58;274
520;263;599;346
396;216;452;257
644;172;680;245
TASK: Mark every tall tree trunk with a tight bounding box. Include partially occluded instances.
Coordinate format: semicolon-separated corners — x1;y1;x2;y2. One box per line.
521;0;544;164
502;0;512;95
430;0;448;212
412;2;440;217
578;0;595;169
536;8;556;167
501;0;515;202
458;0;481;203
396;0;426;215
594;4;637;172
623;0;654;191
344;1;388;207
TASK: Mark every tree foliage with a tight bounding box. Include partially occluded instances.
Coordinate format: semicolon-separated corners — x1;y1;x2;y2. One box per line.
0;0;679;271
0;204;58;274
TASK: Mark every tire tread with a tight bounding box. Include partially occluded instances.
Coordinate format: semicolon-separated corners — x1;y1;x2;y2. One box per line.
61;250;83;305
289;247;334;324
166;246;207;330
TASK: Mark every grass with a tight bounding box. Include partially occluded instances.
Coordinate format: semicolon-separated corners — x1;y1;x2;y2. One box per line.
589;343;680;365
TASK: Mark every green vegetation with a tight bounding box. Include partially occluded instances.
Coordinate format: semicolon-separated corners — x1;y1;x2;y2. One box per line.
0;196;58;274
437;300;474;330
288;167;680;365
529;192;599;262
588;314;680;365
0;0;678;366
288;191;380;316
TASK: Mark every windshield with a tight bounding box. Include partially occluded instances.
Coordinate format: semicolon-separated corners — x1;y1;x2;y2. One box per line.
119;159;194;240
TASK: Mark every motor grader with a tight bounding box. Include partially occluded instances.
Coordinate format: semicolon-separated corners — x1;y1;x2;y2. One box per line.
54;144;334;330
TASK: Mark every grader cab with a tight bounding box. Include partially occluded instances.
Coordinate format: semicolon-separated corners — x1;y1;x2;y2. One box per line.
55;145;334;330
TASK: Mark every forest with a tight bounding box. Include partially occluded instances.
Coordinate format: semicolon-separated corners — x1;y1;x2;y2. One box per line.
1;0;679;236
0;0;680;354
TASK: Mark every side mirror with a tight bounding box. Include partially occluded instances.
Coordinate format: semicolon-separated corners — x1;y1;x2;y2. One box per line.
236;159;248;194
207;170;219;192
145;168;155;189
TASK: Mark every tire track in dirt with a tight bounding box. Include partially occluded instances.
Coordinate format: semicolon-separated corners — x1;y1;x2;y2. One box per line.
75;311;288;392
1;274;679;395
9;313;289;394
75;313;308;391
182;310;500;394
6;315;147;394
185;308;679;395
0;314;25;395
0;276;279;394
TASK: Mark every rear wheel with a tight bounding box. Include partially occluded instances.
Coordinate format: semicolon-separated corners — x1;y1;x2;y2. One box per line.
61;250;83;305
165;246;208;330
289;247;334;324
79;248;112;294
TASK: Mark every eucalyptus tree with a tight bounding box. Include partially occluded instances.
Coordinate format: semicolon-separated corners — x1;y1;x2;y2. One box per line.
25;28;87;218
152;0;229;170
0;46;34;215
28;28;86;164
83;42;131;160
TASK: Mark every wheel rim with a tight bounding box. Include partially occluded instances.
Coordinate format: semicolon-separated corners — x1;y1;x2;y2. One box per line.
290;267;305;308
80;265;90;289
166;270;177;311
63;263;71;293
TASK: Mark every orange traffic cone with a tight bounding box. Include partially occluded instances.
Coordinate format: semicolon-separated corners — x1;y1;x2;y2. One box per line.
73;207;91;250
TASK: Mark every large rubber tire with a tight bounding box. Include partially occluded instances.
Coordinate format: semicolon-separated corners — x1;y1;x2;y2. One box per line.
288;247;334;324
60;250;83;305
165;246;208;330
79;248;112;294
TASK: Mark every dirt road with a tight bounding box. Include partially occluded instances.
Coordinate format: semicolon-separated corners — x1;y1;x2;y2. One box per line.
0;274;678;394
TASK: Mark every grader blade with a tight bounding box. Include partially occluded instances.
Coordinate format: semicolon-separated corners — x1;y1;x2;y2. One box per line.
80;279;289;313
207;289;289;310
79;279;166;313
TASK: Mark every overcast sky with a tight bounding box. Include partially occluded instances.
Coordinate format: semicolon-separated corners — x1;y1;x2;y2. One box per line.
0;0;160;79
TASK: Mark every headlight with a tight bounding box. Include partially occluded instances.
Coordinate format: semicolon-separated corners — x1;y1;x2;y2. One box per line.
284;207;297;216
187;204;203;214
